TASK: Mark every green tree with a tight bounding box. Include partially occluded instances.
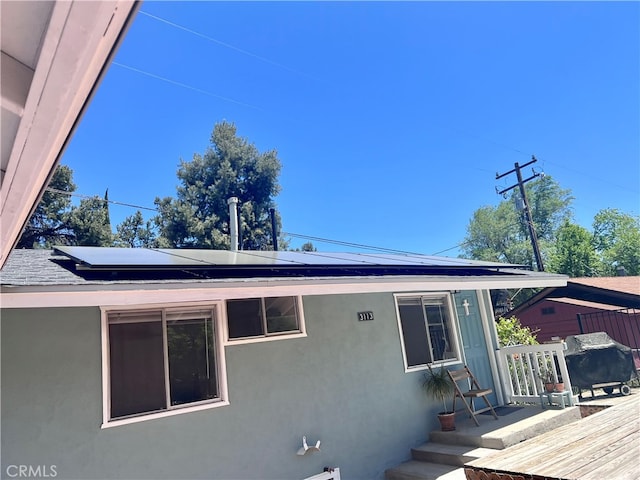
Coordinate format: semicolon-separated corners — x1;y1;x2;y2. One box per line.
495;315;539;347
154;121;286;250
68;195;113;246
593;208;640;275
300;241;317;252
547;221;601;277
461;175;573;269
17;165;76;248
115;211;157;247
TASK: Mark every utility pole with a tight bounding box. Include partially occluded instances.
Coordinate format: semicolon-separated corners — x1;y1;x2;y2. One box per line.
496;156;545;271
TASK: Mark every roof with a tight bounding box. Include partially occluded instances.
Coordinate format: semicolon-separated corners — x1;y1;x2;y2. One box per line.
547;297;638;312
0;248;568;309
568;276;640;296
510;276;640;314
1;246;545;285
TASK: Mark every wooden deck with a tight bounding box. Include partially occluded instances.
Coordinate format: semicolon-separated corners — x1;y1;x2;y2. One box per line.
465;393;640;480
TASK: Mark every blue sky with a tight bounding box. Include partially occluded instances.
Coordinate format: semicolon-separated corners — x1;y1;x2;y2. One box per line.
61;1;639;255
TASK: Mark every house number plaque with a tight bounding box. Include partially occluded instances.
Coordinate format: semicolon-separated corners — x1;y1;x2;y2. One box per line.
358;311;374;321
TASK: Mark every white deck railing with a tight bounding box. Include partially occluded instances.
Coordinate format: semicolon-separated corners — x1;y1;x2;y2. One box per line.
495;342;576;404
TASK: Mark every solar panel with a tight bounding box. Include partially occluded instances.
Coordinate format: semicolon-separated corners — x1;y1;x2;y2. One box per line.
53;246;522;270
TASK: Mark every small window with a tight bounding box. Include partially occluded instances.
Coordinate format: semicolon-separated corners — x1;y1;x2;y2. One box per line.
107;308;221;421
541;306;556;315
396;294;459;370
227;296;301;340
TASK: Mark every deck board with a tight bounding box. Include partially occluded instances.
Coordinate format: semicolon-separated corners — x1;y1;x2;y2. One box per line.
467;394;640;480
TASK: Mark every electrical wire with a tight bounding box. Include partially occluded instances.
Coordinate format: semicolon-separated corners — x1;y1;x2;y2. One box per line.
46;188;158;212
112;62;262;110
139;11;317;81
44;187;468;257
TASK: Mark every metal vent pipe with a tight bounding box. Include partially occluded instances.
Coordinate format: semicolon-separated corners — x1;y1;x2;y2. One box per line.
227;197;239;251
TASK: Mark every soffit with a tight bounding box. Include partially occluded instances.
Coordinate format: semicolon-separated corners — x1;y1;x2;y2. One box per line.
0;0;140;269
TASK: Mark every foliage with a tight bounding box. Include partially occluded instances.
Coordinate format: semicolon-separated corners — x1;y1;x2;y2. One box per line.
67;195;113;246
153;121;286;250
462;174;639;281
293;242;317;252
17;165;76;248
592;208;640;276
115;211;157;248
547;221;601;277
461;175;573;269
495;315;538;347
17;165;114;247
422;364;455;413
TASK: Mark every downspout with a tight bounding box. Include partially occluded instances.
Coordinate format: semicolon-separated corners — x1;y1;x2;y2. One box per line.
228;197;239;252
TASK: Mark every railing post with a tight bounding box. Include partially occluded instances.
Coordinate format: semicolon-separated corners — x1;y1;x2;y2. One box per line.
495;349;513;404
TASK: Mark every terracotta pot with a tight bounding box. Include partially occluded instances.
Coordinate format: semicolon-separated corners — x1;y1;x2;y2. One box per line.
544;383;555;393
554;382;565;392
438;412;456;431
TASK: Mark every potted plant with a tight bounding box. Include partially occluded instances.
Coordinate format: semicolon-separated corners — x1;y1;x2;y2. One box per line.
422;364;456;431
539;366;564;393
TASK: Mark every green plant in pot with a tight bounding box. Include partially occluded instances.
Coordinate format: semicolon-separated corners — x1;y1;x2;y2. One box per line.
422;364;456;431
539;365;564;393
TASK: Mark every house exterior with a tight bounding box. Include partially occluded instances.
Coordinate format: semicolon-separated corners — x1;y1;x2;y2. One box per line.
510;277;640;347
1;247;567;480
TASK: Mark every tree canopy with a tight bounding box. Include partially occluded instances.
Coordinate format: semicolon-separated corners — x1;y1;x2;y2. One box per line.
462;175;640;278
16;165;76;248
153;121;286;250
592;208;640;276
16;166;112;248
461;175;573;268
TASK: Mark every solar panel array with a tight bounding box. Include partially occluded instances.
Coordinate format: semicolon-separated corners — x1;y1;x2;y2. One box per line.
53;246;519;271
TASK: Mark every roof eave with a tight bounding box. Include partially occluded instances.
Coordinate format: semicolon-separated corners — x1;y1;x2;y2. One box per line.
1;271;568;309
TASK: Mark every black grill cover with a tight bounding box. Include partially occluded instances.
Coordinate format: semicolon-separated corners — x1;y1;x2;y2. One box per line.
565;332;636;388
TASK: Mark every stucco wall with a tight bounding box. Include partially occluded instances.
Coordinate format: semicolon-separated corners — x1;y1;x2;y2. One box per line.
1;292;446;480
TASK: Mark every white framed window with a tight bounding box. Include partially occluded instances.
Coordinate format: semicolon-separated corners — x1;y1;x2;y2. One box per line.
225;295;306;344
395;293;461;371
102;304;228;427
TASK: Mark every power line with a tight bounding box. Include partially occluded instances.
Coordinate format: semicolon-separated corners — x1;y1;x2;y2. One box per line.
139;11;318;81
46;188;159;212
112;62;262;110
283;231;466;257
46;188;468;257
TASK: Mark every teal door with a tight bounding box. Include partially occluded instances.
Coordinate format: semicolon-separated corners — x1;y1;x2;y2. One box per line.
453;291;498;407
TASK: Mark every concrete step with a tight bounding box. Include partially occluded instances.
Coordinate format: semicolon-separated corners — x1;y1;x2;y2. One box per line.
411;442;500;467
384;460;466;480
429;405;582;449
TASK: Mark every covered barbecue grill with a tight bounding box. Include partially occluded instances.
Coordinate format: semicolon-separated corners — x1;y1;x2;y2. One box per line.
564;332;637;398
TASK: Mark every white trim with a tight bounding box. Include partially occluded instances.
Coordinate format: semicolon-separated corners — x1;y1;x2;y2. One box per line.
224;332;308;347
100;301;230;428
394;292;463;373
477;290;505;406
101;309;110;427
303;468;341;480
101;400;230;429
1;274;568;309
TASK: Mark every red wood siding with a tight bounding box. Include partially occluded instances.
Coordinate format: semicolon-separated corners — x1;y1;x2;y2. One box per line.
517;300;601;343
